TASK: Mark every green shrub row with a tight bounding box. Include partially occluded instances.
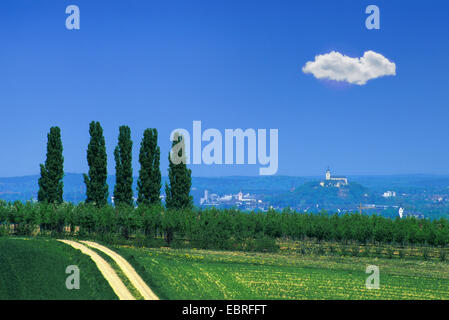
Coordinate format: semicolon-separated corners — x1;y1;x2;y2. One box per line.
1;201;449;250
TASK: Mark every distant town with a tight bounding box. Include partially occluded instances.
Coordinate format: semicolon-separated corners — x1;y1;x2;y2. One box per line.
199;189;267;211
196;168;431;219
1;169;448;220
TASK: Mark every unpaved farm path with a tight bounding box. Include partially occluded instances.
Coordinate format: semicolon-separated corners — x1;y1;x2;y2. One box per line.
58;239;135;300
81;240;159;300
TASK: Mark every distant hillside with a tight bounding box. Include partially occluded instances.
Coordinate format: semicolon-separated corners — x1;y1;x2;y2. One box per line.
348;174;449;193
0;175;39;202
265;181;374;211
2;174;449;218
0;174;311;204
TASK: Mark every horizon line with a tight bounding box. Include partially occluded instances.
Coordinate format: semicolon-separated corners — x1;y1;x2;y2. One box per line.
1;172;449;179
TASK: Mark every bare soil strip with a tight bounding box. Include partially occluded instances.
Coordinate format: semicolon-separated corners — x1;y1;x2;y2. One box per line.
58;239;135;300
81;240;159;300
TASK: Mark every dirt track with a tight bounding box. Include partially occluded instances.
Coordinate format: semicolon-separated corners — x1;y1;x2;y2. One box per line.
81;240;159;300
58;239;135;300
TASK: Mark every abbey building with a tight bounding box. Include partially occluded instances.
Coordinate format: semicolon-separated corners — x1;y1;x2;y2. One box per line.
320;167;348;187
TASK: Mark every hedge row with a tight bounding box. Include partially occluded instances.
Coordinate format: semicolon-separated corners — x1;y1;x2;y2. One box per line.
1;201;449;249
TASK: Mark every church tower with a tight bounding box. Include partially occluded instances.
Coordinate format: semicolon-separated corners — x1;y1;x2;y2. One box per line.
325;167;331;180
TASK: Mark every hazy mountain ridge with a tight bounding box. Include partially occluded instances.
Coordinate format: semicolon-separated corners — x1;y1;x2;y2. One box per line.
1;173;449;204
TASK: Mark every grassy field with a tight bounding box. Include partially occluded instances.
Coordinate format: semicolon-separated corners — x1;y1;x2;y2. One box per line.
0;238;117;300
115;245;449;300
2;236;449;300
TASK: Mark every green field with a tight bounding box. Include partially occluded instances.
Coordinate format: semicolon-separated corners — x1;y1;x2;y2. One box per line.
2;237;449;300
115;245;449;300
0;238;117;300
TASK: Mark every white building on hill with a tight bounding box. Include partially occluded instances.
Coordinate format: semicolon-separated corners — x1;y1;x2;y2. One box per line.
383;191;396;198
320;167;348;187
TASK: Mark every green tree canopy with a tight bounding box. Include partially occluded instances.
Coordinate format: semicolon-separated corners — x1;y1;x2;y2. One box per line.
137;128;161;206
113;125;134;206
165;132;193;210
38;126;64;204
83;121;109;207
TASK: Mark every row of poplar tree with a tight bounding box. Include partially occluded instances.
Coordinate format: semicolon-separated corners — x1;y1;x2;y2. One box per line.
37;121;193;209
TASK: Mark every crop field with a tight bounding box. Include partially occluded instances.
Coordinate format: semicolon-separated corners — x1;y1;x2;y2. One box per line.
2;237;449;300
116;245;449;300
0;238;117;300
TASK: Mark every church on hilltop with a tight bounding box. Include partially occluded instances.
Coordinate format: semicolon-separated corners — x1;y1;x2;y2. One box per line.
320;167;348;188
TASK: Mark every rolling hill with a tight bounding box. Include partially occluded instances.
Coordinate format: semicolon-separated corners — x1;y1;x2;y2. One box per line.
0;238;117;300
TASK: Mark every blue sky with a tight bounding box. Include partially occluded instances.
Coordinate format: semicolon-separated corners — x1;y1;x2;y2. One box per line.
0;0;448;177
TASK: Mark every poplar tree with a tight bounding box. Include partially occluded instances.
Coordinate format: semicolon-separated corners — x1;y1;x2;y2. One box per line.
38;126;64;204
137;128;161;206
113;125;134;206
165;132;193;210
83;121;109;207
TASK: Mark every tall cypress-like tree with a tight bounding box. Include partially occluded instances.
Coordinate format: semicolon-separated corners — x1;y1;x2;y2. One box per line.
38;127;64;204
113;125;133;206
165;132;193;210
137;128;161;206
83;121;109;207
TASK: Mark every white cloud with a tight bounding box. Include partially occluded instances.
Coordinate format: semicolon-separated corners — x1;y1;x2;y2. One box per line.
302;50;396;85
